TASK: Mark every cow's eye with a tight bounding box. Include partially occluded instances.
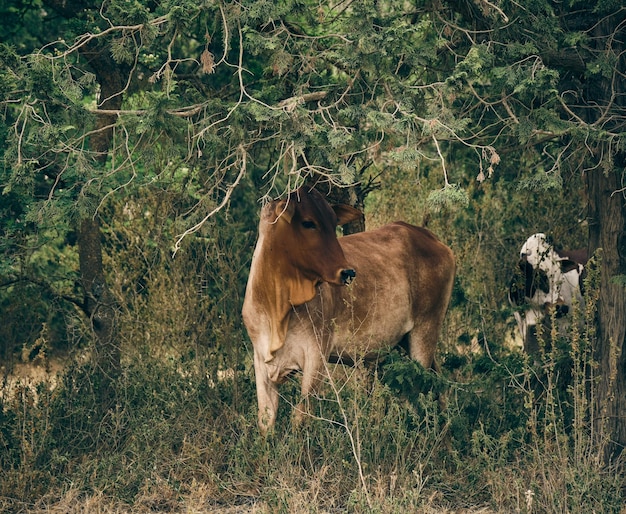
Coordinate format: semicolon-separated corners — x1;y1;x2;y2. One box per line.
302;220;317;230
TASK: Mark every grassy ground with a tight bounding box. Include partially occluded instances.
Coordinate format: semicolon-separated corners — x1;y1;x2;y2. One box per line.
1;332;624;513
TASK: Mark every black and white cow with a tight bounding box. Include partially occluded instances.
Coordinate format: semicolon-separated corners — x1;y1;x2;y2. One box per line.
508;233;588;353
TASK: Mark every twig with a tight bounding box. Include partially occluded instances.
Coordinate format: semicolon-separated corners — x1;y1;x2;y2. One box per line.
431;134;450;187
172;146;247;255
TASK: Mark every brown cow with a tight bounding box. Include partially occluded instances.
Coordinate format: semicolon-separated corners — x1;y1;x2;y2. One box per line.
242;187;455;434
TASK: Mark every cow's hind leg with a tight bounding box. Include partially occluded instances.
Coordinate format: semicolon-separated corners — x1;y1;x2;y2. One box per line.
406;320;441;371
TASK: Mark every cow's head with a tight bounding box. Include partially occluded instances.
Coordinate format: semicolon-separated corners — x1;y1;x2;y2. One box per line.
520;232;583;280
520;233;557;269
261;187;362;305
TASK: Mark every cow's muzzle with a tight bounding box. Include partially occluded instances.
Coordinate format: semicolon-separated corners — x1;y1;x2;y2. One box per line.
340;268;356;285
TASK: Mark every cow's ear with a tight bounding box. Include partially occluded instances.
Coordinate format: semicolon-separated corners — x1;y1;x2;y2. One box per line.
274;199;296;224
559;259;579;274
333;204;363;226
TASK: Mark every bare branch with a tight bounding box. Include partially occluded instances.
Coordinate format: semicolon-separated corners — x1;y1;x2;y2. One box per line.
431;134;449;187
172;146;247;256
38;16;169;60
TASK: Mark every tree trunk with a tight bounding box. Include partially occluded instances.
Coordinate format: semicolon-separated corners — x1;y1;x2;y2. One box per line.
78;217;120;375
583;10;626;464
38;0;126;376
77;42;127;376
586;161;626;463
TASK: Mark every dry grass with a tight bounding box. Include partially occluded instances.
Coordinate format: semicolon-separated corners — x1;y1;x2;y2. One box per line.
16;485;500;514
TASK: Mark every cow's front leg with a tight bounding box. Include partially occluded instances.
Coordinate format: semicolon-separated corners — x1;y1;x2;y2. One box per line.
293;356;324;428
254;351;279;436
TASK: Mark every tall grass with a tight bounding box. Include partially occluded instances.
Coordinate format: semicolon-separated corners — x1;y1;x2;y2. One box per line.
509;251;623;513
2;305;622;513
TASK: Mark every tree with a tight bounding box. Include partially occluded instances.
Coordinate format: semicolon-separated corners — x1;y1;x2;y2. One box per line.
581;9;626;461
1;0;624;462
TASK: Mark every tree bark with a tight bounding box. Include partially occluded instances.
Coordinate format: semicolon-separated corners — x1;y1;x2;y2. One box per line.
584;10;626;463
39;0;126;376
77;41;128;376
78;217;120;375
586;162;626;463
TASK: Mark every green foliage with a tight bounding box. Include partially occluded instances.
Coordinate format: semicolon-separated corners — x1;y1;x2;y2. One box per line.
517;170;564;191
427;184;470;210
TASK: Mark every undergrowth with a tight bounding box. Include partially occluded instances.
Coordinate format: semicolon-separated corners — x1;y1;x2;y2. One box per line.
1;202;623;512
1;298;623;513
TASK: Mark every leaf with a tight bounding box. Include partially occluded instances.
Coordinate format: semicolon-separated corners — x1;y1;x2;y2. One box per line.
200;49;215;74
427;184;469;210
338;163;355;185
517;171;563;191
327;129;352;149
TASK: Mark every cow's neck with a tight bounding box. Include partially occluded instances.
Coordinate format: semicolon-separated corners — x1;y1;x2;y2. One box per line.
250;235;317;361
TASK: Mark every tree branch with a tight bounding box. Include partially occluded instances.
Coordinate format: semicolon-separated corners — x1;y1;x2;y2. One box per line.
172;146;248;255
